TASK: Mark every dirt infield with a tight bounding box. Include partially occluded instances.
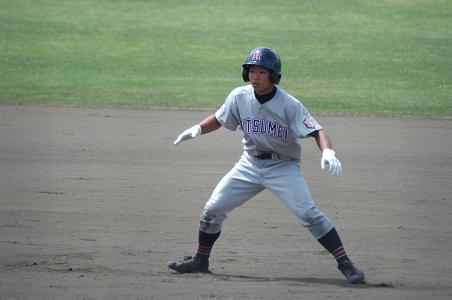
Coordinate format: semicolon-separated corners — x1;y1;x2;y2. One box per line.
1;105;451;299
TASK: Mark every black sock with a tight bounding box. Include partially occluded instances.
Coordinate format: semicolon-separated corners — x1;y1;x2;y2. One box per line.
317;228;350;264
196;230;221;261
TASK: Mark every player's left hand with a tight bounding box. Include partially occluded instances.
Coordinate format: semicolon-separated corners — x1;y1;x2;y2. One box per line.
321;148;342;175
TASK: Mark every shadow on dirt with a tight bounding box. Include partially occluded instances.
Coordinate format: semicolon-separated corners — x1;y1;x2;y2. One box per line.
211;273;394;288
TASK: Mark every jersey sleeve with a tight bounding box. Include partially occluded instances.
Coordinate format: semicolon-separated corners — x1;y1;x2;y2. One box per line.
292;102;322;138
215;91;241;131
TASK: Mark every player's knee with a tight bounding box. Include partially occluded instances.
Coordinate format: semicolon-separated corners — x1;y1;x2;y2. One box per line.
299;206;324;226
299;207;334;239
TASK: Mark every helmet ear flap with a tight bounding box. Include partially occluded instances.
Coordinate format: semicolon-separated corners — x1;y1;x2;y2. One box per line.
272;72;281;84
242;66;249;82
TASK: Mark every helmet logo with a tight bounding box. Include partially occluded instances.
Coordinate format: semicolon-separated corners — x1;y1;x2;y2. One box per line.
251;51;262;61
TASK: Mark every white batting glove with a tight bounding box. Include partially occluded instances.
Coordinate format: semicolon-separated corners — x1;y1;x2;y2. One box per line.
321;148;342;175
174;124;202;145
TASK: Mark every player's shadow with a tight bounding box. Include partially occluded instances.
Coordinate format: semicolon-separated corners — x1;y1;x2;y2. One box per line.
210;272;393;289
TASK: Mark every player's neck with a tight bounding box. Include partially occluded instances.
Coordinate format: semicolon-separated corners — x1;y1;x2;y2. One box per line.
254;86;277;105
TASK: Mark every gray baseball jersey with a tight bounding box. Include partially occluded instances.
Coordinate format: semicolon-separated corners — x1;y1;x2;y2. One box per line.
215;85;322;161
200;84;334;240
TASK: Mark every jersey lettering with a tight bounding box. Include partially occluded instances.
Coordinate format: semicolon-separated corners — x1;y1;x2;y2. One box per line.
243;118;288;143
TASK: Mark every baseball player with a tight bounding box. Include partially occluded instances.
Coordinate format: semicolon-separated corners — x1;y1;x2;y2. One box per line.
168;47;365;284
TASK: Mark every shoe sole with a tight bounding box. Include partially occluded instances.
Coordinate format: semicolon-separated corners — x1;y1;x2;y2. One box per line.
348;273;366;284
167;261;209;274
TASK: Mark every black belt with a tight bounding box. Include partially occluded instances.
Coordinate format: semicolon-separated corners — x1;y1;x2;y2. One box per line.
254;153;274;160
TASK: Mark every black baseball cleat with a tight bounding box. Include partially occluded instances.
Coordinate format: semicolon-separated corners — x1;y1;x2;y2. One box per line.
167;254;210;273
338;260;365;284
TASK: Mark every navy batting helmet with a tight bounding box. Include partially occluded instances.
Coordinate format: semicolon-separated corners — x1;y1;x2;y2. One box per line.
242;47;282;84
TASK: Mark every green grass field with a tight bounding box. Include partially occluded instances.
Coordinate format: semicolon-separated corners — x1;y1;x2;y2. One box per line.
1;0;451;117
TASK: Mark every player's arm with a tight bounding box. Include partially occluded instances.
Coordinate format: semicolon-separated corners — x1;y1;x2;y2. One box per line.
310;129;342;176
311;129;332;151
199;114;222;134
174;114;222;145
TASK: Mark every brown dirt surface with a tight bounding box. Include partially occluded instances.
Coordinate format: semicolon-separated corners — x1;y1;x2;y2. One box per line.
1;105;451;299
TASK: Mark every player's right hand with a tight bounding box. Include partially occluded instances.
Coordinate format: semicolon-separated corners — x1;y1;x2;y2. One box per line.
174;124;202;145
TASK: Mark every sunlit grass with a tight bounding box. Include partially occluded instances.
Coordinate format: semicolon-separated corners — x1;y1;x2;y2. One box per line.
0;0;450;116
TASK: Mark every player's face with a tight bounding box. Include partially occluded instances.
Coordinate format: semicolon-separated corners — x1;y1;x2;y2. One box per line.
248;66;274;95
